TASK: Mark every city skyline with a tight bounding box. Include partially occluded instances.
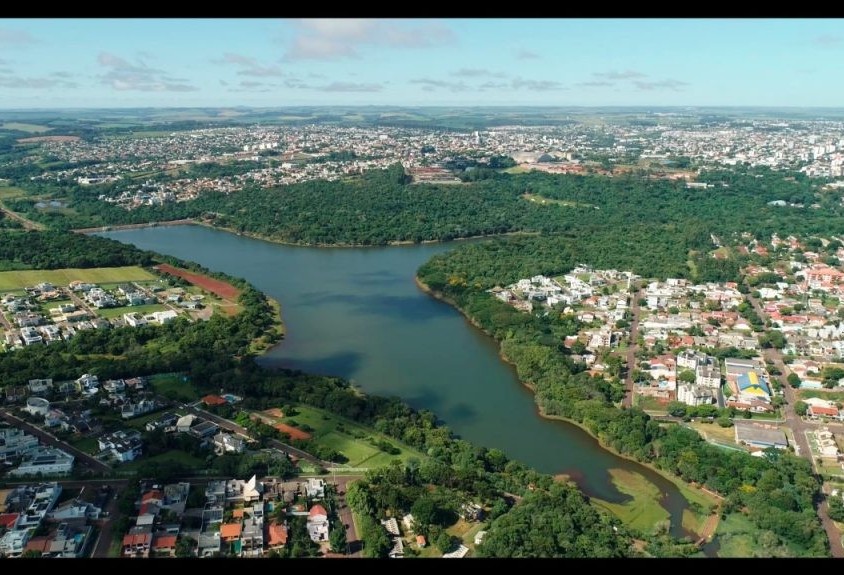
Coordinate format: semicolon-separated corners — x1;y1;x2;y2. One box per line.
1;18;844;109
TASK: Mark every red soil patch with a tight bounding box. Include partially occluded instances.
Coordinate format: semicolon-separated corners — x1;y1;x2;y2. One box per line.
263;408;285;418
154;263;240;300
273;423;311;441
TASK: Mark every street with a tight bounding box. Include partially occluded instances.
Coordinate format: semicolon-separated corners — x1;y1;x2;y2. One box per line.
746;292;844;557
623;287;644;408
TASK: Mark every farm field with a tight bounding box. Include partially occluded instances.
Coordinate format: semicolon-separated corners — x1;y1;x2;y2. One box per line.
0;266;156;291
153;264;241;300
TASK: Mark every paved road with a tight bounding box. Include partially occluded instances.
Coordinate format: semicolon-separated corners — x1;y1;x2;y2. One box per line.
623;287;644;408
92;483;123;557
330;476;362;557
0;409;111;474
746;293;844;558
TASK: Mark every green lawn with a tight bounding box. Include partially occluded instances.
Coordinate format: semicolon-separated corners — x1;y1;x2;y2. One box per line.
275;405;429;469
2;122;51;133
0;266;156;290
120;449;205;472
68;435;99;454
799;389;844;402
0;186;26;199
97;303;170;319
150;372;200;402
592;468;671;535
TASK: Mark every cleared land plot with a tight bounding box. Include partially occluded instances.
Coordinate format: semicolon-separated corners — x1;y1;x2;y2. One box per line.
120;449;205;472
688;421;741;446
269;404;428;469
17;135;80;143
0;266;156;291
150;373;200;403
520;192;594;208
0;186;26;199
273;423;312;441
799;389;844;402
154;264;240;300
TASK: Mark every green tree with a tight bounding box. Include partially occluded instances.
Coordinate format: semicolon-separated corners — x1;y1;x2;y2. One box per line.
787;373;801;388
794;401;809;416
678;369;696;384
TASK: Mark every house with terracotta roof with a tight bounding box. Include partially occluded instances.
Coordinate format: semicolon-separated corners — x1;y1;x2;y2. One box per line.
307;504;329;543
151;534;177;557
202;394;227;407
220;522;242;544
267;522;288;550
122;527;152;557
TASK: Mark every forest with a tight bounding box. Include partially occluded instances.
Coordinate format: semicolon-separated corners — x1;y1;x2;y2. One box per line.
4;164;844;251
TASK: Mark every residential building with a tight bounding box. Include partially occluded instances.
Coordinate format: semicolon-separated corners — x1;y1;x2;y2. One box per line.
97;430;142;462
9;447;74;477
307;504;329;543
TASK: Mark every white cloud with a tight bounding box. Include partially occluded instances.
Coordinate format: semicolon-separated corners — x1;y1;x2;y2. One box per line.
98;51;198;92
284;18;455;61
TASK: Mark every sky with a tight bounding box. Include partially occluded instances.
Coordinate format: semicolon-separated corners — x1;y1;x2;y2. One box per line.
1;18;843;109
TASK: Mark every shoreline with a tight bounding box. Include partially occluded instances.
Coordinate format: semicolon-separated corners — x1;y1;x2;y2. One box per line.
77;218;537;248
414;274;720;538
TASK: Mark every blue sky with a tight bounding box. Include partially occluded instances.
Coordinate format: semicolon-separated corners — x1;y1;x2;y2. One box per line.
1;18;843;109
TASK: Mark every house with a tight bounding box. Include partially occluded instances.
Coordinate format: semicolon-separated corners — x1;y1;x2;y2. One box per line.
416;535;426;548
212;432;245;454
121;399;157;419
267;522;288;550
202;394;227;407
307;504;329;543
805;397;841;419
0;424;39;462
27;378;52;394
9;447;74;477
442;544;470;558
189;420;219;439
220;522;242;544
176;414;196;433
459;502;485;522
381;517;400;536
240;503;264;555
146;412;178;432
305;477;325;499
151;534;177;557
98;430;142;462
225;475;263;503
122;526;152;557
0;529;30;557
677;383;721;407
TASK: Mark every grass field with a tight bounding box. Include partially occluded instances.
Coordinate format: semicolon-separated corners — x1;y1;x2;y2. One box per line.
272;405;428;469
799;389;844;402
150;372;200;402
634;394;669;413
97;303;170;319
121;449;205;472
1;122;51;133
0;266;156;291
592;468;671;535
68;435;99;454
687;421;739;445
0;186;26;199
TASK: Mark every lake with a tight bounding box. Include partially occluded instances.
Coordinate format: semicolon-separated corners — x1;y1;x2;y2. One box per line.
99;225;692;535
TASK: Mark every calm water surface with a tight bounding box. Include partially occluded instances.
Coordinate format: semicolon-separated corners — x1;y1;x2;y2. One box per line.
100;225;691;535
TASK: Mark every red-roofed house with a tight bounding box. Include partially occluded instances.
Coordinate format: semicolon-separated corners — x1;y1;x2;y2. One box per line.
24;536;52;554
809;404;840;419
122;532;152;556
202;394;227;407
0;513;20;530
220;522;242;543
141;490;163;505
151;534;177;557
307;505;329;543
416;535;427;547
267;522;288;549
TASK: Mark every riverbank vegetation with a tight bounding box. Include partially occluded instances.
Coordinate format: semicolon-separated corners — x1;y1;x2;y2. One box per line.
416;237;829;556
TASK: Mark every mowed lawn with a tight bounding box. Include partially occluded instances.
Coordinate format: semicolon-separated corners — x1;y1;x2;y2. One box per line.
274;405;429;469
97;303;171;319
0;266;156;291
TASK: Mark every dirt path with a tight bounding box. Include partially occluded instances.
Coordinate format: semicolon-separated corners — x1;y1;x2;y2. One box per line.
0;201;45;230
